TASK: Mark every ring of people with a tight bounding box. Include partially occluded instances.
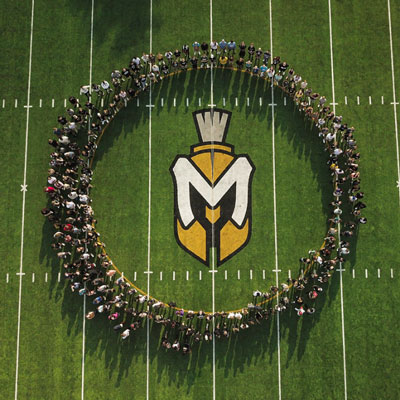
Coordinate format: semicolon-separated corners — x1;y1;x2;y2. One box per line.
43;39;365;351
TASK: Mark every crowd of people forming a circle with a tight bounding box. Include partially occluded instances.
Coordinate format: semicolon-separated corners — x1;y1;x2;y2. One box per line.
41;39;366;353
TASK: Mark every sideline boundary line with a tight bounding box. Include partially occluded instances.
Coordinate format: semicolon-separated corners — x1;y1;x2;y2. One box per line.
14;1;35;398
269;2;282;399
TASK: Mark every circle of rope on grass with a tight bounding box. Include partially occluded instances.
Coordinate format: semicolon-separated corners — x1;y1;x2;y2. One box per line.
44;48;364;341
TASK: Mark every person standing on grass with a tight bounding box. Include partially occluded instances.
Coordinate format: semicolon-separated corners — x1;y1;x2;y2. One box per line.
101;80;112;94
219;54;228;67
91;83;102;97
190;56;198;70
235;57;244;70
245;59;252;72
200;53;209;69
219;39;227;53
182;44;189;59
255;48;262;64
173;48;181;59
263;50;271;65
238;41;246;58
227;40;236;54
192;41;200;56
119;90;128;107
260;64;267;78
80;85;90;100
248;42;255;59
210;40;218;53
121;329;130;339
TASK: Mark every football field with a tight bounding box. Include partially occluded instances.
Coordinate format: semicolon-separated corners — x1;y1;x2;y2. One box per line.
1;1;400;399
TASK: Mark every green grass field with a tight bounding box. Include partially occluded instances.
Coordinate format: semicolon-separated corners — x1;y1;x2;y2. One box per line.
1;1;400;399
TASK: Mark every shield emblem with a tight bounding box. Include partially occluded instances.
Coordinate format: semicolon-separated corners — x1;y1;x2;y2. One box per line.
170;109;255;266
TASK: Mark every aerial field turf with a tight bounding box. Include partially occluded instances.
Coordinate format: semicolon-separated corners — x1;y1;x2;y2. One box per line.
0;1;399;399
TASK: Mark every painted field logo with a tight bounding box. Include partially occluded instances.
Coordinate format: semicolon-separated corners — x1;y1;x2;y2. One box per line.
170;109;255;267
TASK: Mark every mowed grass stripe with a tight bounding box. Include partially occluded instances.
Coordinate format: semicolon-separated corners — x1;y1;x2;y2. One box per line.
84;2;151;398
14;1;92;398
273;1;347;399
330;1;400;398
0;1;33;398
149;3;214;399
330;0;400;274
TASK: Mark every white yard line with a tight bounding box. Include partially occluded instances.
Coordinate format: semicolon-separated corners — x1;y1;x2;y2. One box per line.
81;2;94;399
387;0;400;204
209;2;216;399
146;1;153;399
81;288;86;400
328;1;348;399
269;2;282;399
14;1;34;399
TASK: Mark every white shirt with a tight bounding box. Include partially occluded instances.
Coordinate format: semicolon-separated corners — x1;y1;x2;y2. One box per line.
80;85;90;95
68;191;78;200
138;295;146;303
66;201;75;210
132;57;140;65
121;329;130;339
326;132;336;141
59;136;70;145
79;194;89;203
101;81;110;90
64;151;75;159
294;75;302;83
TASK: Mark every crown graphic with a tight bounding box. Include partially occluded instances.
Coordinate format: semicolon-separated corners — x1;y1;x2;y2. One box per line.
193;108;232;143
